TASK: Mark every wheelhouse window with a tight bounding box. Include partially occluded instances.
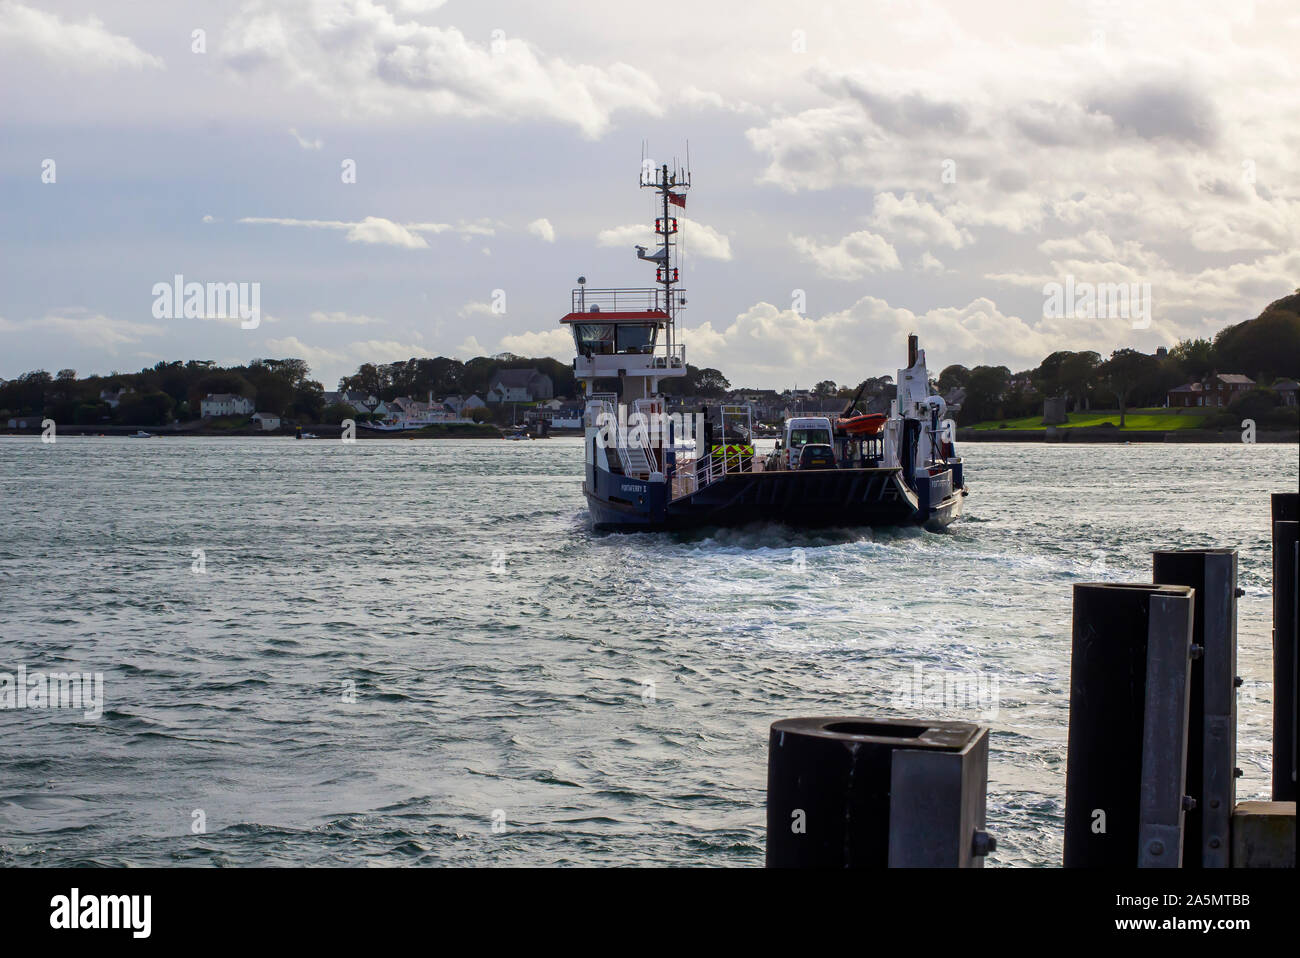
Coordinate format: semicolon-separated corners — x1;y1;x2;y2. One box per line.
615;324;657;354
573;323;615;355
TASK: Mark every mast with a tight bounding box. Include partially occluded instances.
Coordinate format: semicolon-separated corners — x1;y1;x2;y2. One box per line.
640;147;690;363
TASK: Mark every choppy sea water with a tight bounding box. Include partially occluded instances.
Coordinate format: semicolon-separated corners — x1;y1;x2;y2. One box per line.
0;436;1294;867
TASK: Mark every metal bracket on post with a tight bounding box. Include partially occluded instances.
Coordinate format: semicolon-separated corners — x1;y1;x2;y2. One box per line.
888;727;991;867
1137;590;1197;867
1272;493;1298;802
1153;549;1239;867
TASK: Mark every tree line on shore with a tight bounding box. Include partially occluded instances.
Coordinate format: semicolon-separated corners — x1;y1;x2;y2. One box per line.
932;293;1299;427
3;294;1296;428
0;350;741;427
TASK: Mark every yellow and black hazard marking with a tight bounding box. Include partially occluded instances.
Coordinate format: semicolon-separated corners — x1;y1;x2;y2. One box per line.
710;443;754;455
710;444;754;469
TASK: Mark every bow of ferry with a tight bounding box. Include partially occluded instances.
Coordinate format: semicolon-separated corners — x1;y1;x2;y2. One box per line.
561;154;967;533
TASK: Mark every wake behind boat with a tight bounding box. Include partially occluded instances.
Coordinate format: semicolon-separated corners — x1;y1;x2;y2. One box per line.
561;156;968;532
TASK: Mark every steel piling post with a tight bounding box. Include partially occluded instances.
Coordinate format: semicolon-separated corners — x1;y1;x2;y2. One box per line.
1152;549;1240;867
1064;583;1197;867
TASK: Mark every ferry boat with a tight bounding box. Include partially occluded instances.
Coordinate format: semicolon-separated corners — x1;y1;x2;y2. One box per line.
562;156;967;531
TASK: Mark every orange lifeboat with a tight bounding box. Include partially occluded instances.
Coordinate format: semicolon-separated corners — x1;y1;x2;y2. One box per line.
837;413;887;436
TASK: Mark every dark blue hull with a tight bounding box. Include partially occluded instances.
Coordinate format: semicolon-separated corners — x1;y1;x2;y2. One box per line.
584;465;964;532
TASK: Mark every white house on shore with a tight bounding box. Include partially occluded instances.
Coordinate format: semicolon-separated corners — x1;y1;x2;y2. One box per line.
251;412;281;431
201;393;255;418
487;369;554;403
443;394;487;415
99;387;129;408
321;391;389;417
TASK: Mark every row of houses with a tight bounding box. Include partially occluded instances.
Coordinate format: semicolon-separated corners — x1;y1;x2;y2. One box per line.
103;389;284;426
95;368;560;429
310;370;557;426
198;394;286;430
319;389;490;425
1166;374;1299;407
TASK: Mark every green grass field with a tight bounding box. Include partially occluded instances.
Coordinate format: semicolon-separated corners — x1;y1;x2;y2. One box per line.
969;408;1210;431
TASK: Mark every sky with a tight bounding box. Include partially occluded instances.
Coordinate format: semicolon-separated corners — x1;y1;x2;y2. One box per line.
1;0;1297;391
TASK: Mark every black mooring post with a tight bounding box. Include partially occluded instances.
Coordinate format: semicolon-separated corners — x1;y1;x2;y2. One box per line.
1272;492;1298;802
1064;583;1197;867
1153;550;1239;868
765;716;991;868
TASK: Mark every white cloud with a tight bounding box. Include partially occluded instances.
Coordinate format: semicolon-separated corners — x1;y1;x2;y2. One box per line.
238;216;494;248
739;33;1300;344
596;224;649;247
0;2;163;71
497;284;1142;385
5;2;1299;386
679;219;733;261
345;217;427;248
288;127;322;150
0;309;160;352
747;50;1296;251
791;230;901;279
679;85;759;116
411;219;495;237
527;218;556;242
264;334;436;386
221;0;661;138
262;335;347;371
988;247;1300;320
346;338;435;361
457;301;495;319
917;251;945;273
869;192;971;249
597;217;732;261
308;310;385;326
681;293;1136;388
386;1;449;12
454;335;488;359
498;328;572;359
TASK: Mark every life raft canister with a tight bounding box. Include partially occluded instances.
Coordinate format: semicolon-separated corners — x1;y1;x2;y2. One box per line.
837;413;888;436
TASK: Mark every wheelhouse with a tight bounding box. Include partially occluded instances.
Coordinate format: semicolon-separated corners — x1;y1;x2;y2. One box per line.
567;315;661;357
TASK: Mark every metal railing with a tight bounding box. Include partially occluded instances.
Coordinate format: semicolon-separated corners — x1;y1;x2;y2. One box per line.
673;445;764;498
649;344;687;368
570;287;685;314
585;398;660;479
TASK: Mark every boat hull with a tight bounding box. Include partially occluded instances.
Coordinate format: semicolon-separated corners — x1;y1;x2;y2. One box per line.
585;466;962;532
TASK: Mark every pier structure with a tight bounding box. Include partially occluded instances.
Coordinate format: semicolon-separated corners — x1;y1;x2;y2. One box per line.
765;717;992;868
764;493;1298;868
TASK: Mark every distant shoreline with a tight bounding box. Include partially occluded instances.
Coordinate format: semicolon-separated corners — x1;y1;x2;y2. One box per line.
4;424;1294;443
0;423;507;439
956;427;1298;443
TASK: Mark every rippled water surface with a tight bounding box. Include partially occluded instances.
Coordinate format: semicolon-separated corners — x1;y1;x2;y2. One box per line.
0;436;1294;866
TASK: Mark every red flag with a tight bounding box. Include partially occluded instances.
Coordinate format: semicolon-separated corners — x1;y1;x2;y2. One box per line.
667;191;686;209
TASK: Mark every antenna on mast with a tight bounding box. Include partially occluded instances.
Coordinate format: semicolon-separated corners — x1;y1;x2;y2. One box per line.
636;141;692;359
